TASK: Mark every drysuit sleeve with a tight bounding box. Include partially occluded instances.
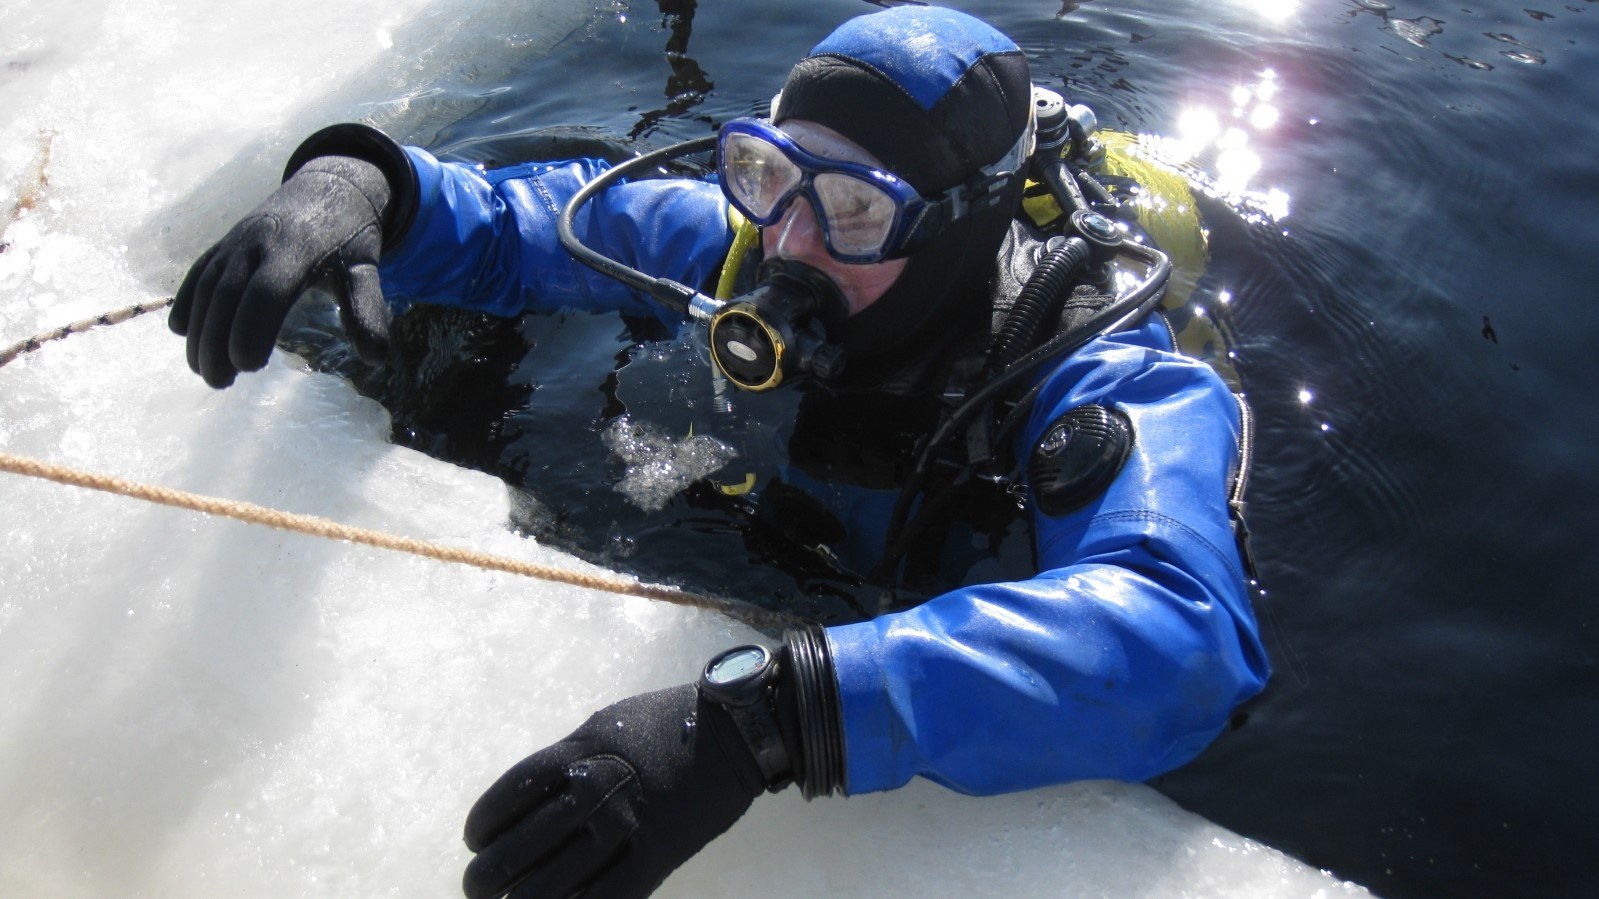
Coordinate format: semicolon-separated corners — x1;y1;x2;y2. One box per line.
373;145;734;326
824;316;1271;795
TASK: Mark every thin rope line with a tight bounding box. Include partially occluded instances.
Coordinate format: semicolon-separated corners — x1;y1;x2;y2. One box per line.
0;300;797;630
0;297;175;367
0;450;795;629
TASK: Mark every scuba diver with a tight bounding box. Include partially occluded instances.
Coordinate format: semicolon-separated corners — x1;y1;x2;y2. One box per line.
168;6;1271;898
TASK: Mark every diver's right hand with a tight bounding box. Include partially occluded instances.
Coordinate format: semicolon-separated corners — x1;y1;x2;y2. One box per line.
169;154;393;388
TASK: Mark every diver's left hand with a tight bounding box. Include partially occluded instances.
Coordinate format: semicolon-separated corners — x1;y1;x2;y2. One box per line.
462;685;765;899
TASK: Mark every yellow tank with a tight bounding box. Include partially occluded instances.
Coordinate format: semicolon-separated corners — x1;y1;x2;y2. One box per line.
1022;129;1240;389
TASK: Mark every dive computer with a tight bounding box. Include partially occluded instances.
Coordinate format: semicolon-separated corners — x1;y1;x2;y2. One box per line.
699;644;793;790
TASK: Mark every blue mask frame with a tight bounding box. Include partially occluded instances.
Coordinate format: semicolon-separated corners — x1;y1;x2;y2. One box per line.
716;117;1030;264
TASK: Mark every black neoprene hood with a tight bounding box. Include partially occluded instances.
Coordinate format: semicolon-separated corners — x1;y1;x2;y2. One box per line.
772;7;1032;195
770;7;1034;376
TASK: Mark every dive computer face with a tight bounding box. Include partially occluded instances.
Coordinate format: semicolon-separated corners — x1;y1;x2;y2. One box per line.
703;645;772;689
698;644;793;789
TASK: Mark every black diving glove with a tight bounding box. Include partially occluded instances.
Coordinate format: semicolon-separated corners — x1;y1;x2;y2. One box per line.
461;629;846;899
168;154;393;388
461;684;765;899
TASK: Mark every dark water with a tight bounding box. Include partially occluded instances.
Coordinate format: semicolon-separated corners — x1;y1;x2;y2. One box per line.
284;1;1599;896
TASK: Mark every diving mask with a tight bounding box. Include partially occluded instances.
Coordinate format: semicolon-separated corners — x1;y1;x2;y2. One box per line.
556;101;1039;393
717;117;1032;264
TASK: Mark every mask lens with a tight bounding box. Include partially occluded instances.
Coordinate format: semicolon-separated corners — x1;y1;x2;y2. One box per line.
812;172;899;260
723;132;801;222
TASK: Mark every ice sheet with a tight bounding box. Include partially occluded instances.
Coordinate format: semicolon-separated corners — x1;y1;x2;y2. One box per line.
0;1;1368;895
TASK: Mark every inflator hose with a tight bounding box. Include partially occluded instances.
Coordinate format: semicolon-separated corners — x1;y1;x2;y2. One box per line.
987;236;1091;373
877;240;1170;579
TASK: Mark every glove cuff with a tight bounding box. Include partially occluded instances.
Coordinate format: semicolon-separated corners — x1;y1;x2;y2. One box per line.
781;624;847;799
285;123;419;252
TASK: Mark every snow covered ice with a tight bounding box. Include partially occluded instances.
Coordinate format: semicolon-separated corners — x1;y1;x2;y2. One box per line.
0;1;1370;896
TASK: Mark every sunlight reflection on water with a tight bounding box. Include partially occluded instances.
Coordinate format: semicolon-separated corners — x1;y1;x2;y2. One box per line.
1131;68;1292;223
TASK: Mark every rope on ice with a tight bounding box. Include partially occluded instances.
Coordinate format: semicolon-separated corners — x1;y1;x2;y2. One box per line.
0;299;797;630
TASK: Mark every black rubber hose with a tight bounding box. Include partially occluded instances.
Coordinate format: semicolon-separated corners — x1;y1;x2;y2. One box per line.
988;236;1090;374
920;241;1170;468
887;236;1138;567
988;242;1172;459
879;241;1171;564
556;135;717;314
874;466;973;585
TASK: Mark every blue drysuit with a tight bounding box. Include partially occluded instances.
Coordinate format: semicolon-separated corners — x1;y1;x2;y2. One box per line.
377;146;1271;797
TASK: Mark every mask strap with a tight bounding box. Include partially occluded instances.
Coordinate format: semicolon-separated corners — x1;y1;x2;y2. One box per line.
898;108;1037;255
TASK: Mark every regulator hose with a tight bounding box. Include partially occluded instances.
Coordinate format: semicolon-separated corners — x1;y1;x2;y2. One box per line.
987;236;1091;374
555;135;718;316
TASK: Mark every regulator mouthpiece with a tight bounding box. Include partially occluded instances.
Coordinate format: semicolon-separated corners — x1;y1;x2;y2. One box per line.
708;259;848;392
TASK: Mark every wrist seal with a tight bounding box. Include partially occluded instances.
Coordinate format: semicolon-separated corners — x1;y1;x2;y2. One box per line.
697;625;847;799
781;624;846;799
284;122;419;251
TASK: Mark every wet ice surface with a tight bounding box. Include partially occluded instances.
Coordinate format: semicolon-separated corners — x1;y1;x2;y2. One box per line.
0;0;1369;896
